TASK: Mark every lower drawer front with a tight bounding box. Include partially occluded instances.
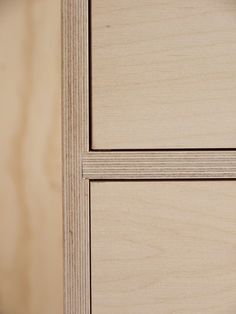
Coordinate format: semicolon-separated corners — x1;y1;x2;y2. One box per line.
91;181;236;314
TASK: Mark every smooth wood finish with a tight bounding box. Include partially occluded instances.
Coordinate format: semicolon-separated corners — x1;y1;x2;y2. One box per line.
62;0;90;313
0;1;62;313
63;1;236;313
83;150;236;180
92;0;236;149
91;181;236;314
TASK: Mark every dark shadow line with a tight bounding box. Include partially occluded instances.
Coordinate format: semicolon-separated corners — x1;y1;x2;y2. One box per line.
89;148;236;152
89;180;92;314
90;178;236;182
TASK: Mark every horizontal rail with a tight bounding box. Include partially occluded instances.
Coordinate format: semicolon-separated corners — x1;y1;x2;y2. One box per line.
83;151;236;180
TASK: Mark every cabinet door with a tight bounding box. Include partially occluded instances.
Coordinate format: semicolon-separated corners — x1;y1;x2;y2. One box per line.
91;181;236;314
92;0;236;149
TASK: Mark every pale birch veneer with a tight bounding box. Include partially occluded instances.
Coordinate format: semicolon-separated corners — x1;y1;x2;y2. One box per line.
92;0;236;149
91;181;236;314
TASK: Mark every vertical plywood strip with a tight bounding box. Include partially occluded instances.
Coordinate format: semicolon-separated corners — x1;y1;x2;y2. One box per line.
62;0;90;313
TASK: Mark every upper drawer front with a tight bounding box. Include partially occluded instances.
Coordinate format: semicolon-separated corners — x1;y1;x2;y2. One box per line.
92;0;236;149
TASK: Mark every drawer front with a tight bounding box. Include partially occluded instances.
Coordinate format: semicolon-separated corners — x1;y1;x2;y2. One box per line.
91;181;236;314
92;0;236;149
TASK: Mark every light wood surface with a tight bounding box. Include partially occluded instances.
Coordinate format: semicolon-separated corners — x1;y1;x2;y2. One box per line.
63;1;236;313
0;1;62;313
92;0;236;149
83;151;236;180
62;0;91;313
91;181;236;314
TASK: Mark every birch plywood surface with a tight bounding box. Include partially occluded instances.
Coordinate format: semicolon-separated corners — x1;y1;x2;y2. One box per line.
0;1;62;314
91;181;236;314
92;0;236;149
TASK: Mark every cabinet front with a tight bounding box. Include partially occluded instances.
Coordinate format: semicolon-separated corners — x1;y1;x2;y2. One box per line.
63;1;236;313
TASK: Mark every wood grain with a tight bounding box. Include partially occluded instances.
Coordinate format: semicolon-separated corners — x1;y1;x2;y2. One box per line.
0;1;62;313
83;150;236;179
91;181;236;314
62;1;236;313
92;0;236;149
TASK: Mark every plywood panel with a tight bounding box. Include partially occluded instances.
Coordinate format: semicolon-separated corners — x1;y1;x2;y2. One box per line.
91;181;236;313
92;0;236;149
0;1;62;313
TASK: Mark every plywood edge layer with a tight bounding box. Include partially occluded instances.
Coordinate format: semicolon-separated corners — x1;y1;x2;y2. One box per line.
83;151;236;180
62;0;90;314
